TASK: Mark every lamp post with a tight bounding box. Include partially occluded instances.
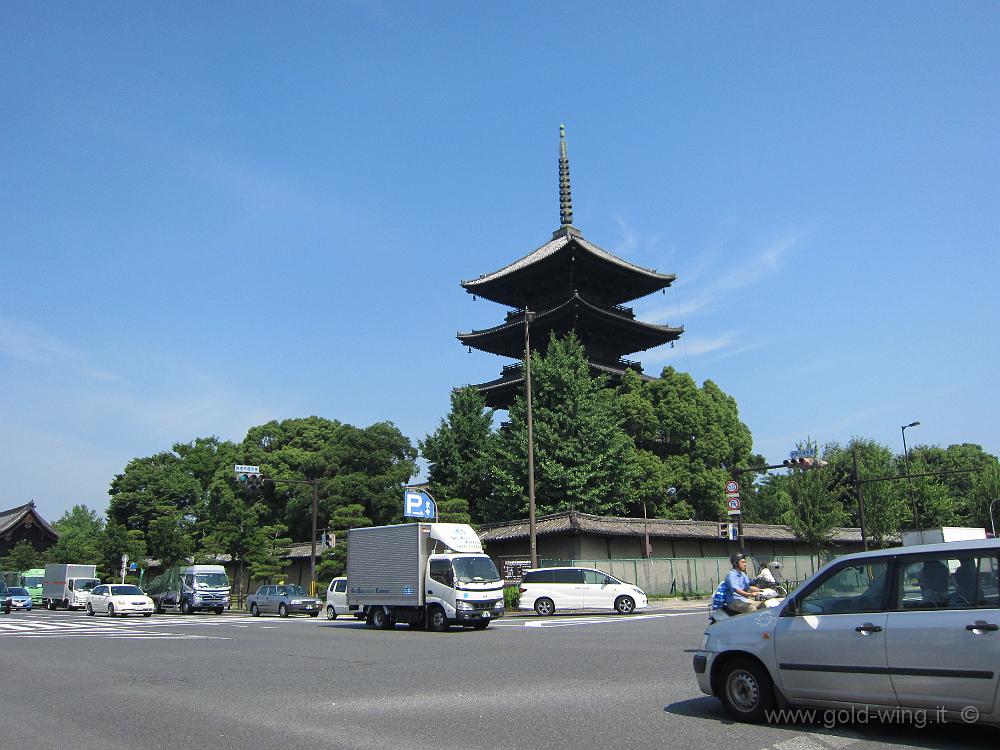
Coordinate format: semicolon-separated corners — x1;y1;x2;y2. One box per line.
989;498;1000;538
524;308;538;568
901;421;921;538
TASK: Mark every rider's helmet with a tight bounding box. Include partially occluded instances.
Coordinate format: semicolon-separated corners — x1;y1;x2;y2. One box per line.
730;552;747;568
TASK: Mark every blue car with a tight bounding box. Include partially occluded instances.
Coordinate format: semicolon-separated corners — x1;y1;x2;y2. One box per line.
6;586;32;612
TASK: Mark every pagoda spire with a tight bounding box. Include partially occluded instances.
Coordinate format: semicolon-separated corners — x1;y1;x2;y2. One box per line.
558;124;574;228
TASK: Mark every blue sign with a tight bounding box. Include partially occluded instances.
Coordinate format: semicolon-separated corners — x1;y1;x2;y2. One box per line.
404;490;436;519
789;448;817;460
128;562;137;571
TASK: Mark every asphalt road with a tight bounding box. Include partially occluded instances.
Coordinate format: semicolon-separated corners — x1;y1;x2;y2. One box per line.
0;607;995;750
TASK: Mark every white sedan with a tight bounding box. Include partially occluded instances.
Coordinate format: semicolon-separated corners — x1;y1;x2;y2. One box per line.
86;584;155;617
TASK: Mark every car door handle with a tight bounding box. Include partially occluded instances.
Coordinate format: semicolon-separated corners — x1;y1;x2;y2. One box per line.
855;623;883;633
966;621;999;632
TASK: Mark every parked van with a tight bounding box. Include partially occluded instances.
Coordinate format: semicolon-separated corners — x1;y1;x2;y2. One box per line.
324;577;365;620
518;566;648;616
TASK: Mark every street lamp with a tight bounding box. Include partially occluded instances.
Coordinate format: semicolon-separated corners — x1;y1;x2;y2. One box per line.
901;421;921;537
524;308;538;568
989;498;1000;538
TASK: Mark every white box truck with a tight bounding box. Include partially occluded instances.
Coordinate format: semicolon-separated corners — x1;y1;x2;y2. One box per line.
901;527;988;545
42;564;100;610
347;522;505;631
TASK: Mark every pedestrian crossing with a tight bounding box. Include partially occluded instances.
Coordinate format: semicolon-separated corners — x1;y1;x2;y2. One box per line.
0;613;297;640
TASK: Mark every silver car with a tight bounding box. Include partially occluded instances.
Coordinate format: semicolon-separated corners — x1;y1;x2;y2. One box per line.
248;584;322;617
693;539;1000;726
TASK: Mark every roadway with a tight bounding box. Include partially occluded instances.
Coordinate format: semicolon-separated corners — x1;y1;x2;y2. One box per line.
0;607;995;750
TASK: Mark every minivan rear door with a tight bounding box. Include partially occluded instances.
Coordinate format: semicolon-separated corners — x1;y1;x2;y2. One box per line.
885;550;1000;712
552;569;586;609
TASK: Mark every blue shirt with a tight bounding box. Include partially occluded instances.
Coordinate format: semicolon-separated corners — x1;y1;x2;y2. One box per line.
724;569;751;604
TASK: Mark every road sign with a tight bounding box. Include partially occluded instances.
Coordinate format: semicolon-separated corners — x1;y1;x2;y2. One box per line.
725;480;739;494
234;464;260;475
789;448;816;460
404;490;437;519
727;496;742;514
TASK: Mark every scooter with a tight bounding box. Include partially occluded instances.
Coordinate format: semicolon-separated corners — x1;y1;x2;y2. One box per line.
708;561;787;624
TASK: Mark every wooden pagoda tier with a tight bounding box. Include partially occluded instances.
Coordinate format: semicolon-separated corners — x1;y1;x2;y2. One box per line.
457;292;682;362
470;359;658;410
461;225;676;310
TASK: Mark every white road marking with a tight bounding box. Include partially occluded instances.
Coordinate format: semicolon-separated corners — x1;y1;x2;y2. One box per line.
488;611;700;628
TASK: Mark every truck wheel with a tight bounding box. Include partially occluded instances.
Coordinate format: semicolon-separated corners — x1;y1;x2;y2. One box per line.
250;603;260;617
180;600;192;615
309;611;319;617
278;603;289;618
154;600;163;614
370;607;393;629
427;605;449;632
86;602;95;617
534;597;555;616
718;657;775;723
614;595;636;615
472;621;490;630
214;608;224;615
326;606;338;620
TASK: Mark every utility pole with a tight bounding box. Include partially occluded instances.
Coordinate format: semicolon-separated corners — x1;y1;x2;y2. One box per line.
524;308;538;568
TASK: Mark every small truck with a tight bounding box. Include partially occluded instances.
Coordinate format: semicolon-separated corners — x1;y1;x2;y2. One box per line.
347;522;505;631
42;563;101;610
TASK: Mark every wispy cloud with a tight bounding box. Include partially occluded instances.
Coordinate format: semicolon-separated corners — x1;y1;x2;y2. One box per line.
640;232;803;323
0;317;126;384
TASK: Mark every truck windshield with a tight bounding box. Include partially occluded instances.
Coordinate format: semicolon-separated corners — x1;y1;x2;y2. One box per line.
22;577;42;587
194;573;230;588
452;557;501;584
77;579;100;592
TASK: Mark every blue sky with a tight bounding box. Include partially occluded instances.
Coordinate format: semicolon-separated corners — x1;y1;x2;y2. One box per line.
3;3;998;522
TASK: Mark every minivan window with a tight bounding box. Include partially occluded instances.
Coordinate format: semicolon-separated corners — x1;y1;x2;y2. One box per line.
522;570;554;584
795;559;890;615
895;552;1000;610
584;570;608;585
552;569;585;584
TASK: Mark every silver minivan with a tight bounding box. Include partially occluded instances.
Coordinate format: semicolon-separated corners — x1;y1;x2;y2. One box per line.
518;566;648;616
693;539;1000;726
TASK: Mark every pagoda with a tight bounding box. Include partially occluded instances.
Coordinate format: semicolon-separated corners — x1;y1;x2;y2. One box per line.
458;126;683;409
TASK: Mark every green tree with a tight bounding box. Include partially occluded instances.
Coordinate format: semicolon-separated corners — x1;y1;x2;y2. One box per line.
437;497;473;525
825;439;909;548
45;505;105;569
246;524;293;583
420;387;496;523
781;440;847;566
617;366;753;520
494;333;640;519
324;503;374;578
99;521;147;583
146;508;194;567
1;540;39;571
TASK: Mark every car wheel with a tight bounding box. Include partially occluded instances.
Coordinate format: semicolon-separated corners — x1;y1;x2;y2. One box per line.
108;604;116;618
87;602;95;617
250;603;260;617
534;597;555;616
427;605;449;632
278;603;289;618
718;657;776;723
326;606;338;620
614;595;636;615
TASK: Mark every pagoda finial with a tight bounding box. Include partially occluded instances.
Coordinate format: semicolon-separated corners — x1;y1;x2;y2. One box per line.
558;124;573;227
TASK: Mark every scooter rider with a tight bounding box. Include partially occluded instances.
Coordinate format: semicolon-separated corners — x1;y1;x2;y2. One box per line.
719;553;764;614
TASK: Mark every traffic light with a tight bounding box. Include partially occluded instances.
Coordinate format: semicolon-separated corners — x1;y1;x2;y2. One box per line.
783;457;829;470
238;473;265;495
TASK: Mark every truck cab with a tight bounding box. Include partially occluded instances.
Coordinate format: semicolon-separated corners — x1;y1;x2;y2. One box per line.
148;564;231;614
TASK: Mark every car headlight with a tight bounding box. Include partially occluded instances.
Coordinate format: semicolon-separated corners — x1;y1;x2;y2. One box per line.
456;601;474;611
494;600;504;609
